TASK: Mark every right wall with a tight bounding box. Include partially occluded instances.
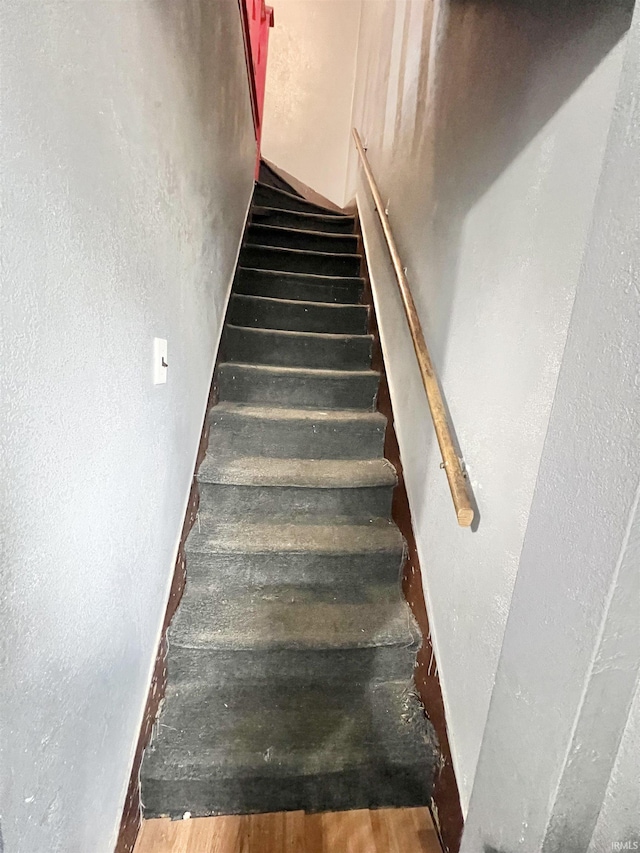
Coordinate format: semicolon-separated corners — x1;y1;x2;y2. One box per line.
350;0;635;815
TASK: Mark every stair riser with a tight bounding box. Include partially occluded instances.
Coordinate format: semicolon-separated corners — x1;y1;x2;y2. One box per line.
229;296;368;335
258;165;299;195
252;208;355;234
143;765;432;819
207;412;385;460
166;644;415;689
218;365;379;410
254;184;335;214
236;268;363;304
198;483;393;522
183;551;403;595
223;326;372;370
241;245;361;277
248;225;358;255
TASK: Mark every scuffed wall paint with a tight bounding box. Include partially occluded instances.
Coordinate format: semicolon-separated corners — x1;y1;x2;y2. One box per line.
352;0;632;812
261;0;362;206
0;2;255;852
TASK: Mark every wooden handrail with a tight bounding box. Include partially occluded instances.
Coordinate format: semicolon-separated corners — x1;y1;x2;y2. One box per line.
353;128;474;527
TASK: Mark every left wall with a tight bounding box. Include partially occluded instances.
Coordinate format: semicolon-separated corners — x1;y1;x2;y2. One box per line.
0;3;255;851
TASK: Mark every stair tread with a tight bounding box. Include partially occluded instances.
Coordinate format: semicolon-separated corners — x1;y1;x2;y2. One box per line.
253;205;355;224
211;401;386;425
254;182;346;215
231;293;367;314
220;361;378;379
186;517;403;556
233;292;369;314
238;267;364;286
226;324;371;343
198;455;397;488
143;680;428;779
249;223;358;242
170;581;415;651
243;243;361;262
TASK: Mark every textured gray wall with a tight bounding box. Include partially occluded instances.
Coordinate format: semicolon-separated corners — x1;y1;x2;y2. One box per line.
351;0;633;811
589;677;640;851
463;8;640;848
0;2;255;851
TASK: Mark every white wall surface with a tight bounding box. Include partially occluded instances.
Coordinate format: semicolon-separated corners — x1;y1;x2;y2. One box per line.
261;0;362;206
463;9;640;847
589;677;640;852
352;0;633;812
0;2;255;851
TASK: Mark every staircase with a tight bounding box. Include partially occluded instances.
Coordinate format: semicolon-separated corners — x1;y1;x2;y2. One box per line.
141;165;438;818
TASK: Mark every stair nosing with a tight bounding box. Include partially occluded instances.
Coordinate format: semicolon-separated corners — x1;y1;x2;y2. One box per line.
248;223;359;242
238;267;364;285
253;205;355;223
231;293;368;313
210;401;386;424
225;324;372;343
186;518;404;556
197;456;397;488
242;243;361;262
219;361;379;379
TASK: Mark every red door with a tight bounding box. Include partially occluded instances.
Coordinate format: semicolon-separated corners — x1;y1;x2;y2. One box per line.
241;0;274;178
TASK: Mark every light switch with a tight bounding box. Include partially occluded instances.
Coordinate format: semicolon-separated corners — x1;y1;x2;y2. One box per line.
153;338;168;385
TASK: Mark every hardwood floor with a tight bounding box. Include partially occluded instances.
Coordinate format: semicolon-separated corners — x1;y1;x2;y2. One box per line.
133;807;442;853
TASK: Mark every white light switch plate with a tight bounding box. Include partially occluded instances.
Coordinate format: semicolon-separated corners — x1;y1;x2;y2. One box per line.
153;338;168;384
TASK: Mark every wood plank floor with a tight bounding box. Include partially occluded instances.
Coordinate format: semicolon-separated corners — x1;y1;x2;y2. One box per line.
133;808;442;853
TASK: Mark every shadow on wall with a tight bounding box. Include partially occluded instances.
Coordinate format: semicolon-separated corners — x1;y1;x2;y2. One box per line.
429;0;634;331
366;0;634;369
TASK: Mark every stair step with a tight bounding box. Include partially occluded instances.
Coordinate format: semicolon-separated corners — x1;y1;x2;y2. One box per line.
170;572;413;651
197;456;396;521
223;325;372;370
165;643;416;689
208;402;386;460
254;182;343;215
186;516;402;557
258;162;302;197
199;455;396;487
235;267;364;304
240;244;361;278
182;546;404;605
252;206;356;234
248;223;359;255
142;681;436;817
184;514;403;596
229;294;368;335
218;363;380;410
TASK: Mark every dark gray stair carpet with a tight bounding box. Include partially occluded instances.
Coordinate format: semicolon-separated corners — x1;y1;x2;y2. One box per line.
197;456;396;520
240;244;361;277
141;178;438;819
235;267;364;304
228;293;368;335
218;363;380;410
251;205;356;234
208;403;387;460
258;161;303;197
248;223;359;254
223;325;373;370
253;181;339;214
